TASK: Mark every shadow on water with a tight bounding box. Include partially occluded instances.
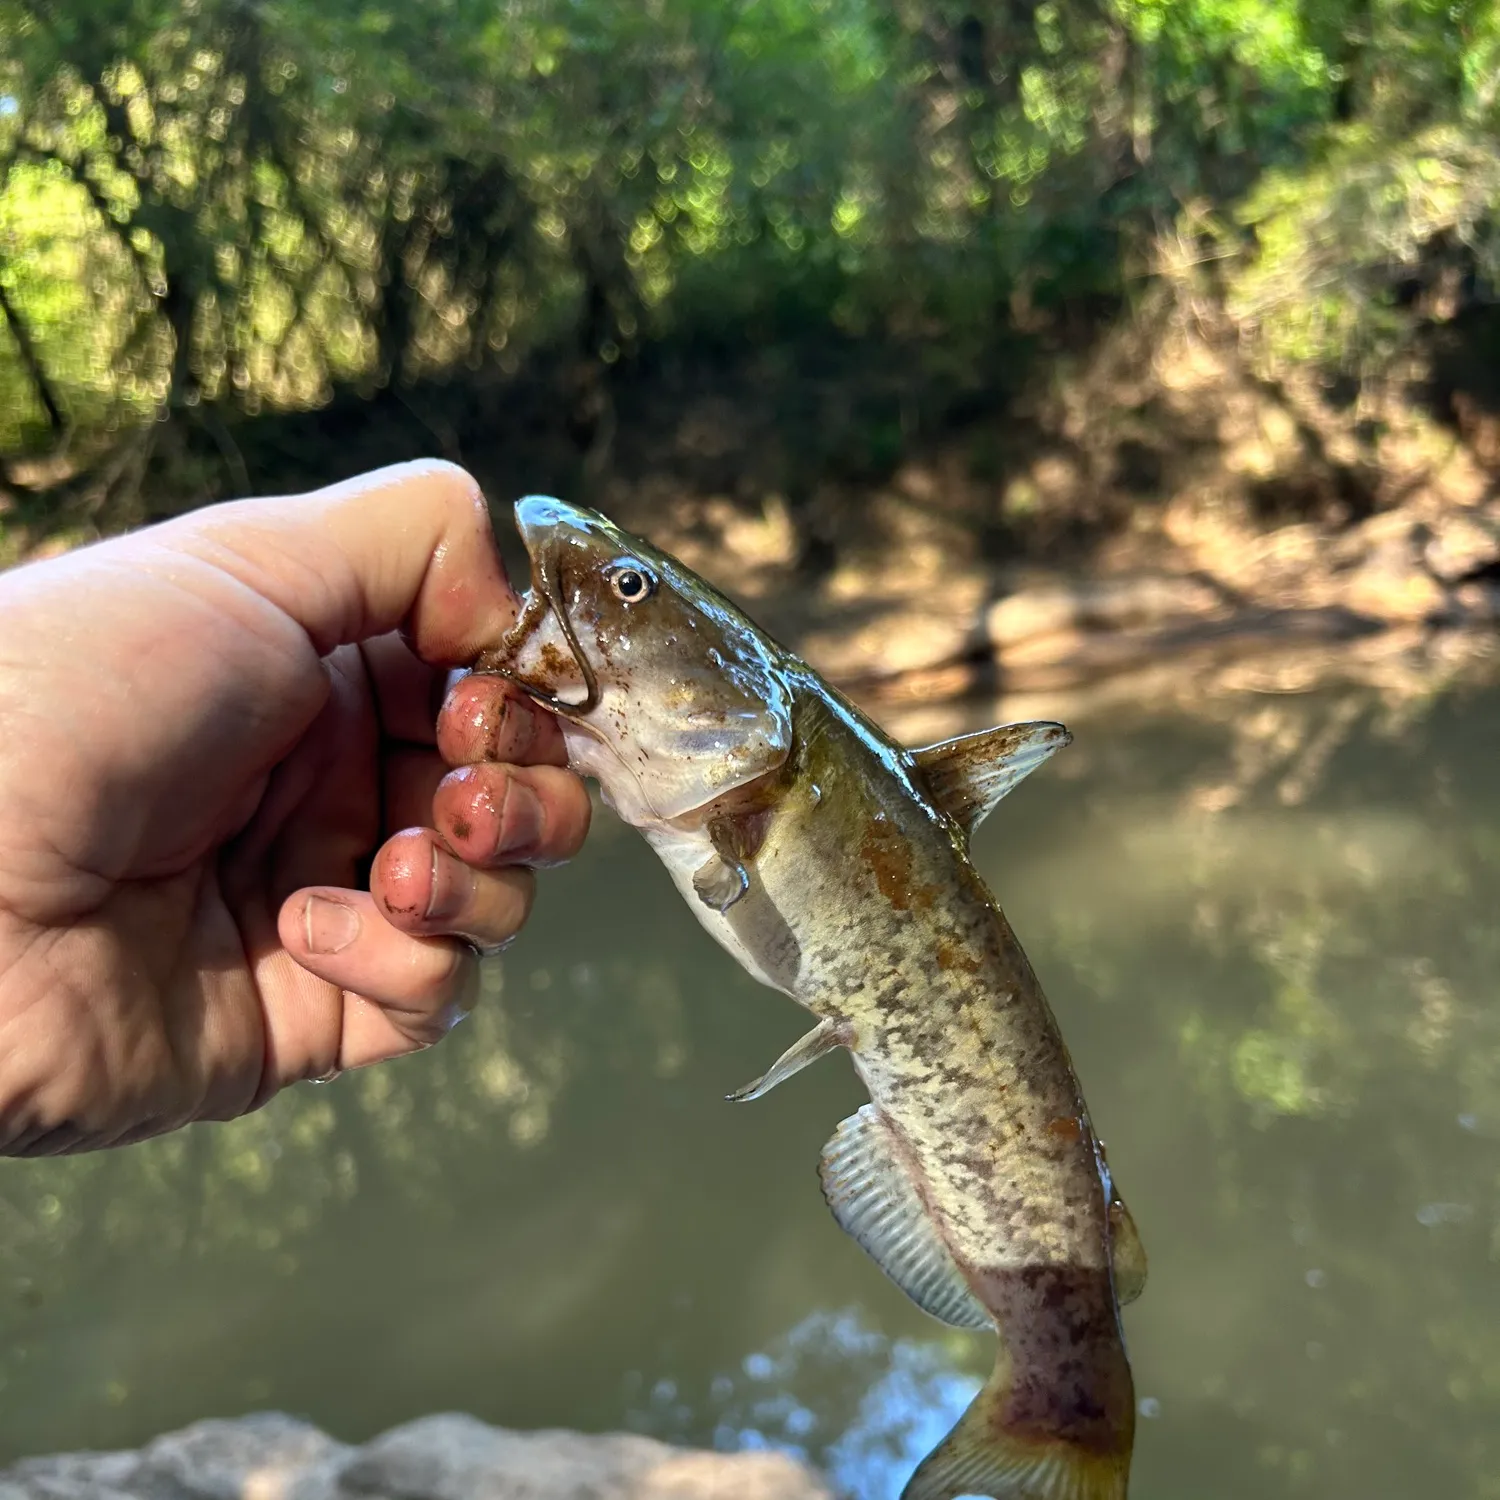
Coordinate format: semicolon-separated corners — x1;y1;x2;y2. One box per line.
4;664;1500;1498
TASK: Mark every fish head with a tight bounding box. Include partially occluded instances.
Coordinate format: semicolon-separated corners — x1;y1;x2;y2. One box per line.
475;495;794;824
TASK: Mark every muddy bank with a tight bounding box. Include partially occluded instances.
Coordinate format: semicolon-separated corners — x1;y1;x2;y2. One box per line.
610;471;1500;743
573;310;1500;731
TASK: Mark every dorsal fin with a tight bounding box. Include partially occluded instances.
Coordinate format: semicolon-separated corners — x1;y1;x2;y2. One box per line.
819;1105;993;1330
911;721;1071;838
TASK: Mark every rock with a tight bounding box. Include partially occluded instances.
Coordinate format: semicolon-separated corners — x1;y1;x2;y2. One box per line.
0;1447;139;1500
0;1415;829;1500
325;1414;824;1500
2;1416;348;1500
985;574;1224;650
1338;531;1451;622
1422;509;1500;584
142;1413;348;1500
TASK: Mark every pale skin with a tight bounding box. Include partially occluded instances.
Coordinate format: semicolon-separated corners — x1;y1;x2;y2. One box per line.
0;460;591;1157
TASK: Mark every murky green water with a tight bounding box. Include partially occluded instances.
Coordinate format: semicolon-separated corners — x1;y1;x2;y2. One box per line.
4;670;1500;1498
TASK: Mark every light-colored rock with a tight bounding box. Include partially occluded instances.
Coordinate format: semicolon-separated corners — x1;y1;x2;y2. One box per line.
1423;509;1500;584
985;574;1224;650
0;1414;829;1500
326;1414;824;1500
1;1416;348;1500
145;1412;347;1500
1339;534;1451;621
0;1447;142;1500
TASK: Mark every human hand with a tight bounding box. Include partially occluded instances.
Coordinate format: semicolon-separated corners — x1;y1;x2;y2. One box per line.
0;461;590;1155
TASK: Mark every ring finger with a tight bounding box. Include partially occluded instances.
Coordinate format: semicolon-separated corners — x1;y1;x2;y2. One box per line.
370;825;536;950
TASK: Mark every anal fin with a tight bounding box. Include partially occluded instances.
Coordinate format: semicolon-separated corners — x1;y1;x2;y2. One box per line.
728;1018;847;1102
1109;1190;1147;1306
819;1104;992;1331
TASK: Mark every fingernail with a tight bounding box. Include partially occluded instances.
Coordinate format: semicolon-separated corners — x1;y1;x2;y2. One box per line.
305;895;360;955
482;696;513;761
497;779;545;857
425;843;475;922
486;693;539;763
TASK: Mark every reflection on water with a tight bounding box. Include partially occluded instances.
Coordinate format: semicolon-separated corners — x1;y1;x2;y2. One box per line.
651;1309;983;1500
5;666;1500;1498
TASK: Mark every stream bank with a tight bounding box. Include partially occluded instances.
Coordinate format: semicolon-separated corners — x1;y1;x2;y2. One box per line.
6;304;1499;742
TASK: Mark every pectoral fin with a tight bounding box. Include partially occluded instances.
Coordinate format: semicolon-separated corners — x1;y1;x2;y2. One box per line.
692;853;749;911
913;721;1071;838
727;1018;847;1102
691;815;757;912
819;1104;993;1330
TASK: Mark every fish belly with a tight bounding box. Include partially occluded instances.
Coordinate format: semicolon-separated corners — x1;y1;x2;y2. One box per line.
641;823;796;995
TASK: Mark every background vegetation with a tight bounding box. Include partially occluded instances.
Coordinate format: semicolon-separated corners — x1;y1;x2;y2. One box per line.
0;0;1497;561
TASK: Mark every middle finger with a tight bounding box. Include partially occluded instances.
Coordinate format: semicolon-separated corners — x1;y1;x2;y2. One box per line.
383;753;591;868
433;762;591;870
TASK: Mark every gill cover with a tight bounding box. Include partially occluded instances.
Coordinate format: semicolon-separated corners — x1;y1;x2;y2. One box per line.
476;496;794;824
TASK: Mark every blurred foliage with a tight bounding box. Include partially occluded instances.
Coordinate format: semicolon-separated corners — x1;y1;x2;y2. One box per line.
0;0;1494;524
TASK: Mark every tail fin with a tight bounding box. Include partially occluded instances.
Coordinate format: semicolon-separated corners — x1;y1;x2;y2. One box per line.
900;1355;1132;1500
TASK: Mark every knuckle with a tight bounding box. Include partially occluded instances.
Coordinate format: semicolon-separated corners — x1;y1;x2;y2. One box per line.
480;869;535;939
405;457;481;507
408;939;471;1008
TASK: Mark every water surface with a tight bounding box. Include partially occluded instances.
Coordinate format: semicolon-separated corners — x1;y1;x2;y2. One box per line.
3;670;1500;1498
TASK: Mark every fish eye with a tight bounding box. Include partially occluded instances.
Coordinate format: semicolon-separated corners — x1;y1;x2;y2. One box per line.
607;560;655;603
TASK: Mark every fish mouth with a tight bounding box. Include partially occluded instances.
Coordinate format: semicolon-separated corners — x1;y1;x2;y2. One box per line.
474;495;610;718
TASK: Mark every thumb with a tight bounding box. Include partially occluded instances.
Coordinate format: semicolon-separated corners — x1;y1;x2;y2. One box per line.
163;459;519;666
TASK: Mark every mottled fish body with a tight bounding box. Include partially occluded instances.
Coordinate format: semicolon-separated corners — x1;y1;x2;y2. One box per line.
473;498;1145;1500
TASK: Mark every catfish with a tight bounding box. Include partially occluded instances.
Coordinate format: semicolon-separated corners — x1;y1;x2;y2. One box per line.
471;496;1146;1500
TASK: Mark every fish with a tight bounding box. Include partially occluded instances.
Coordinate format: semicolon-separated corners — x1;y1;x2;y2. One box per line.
470;496;1147;1500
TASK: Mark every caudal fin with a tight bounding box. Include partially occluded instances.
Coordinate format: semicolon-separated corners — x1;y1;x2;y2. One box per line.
900;1357;1131;1500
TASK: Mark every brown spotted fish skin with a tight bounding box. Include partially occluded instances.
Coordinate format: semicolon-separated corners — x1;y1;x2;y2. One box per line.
752;685;1136;1485
476;497;1140;1500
